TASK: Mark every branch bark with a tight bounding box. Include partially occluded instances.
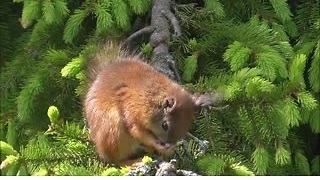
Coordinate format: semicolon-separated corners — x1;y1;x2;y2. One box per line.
126;159;201;176
162;10;182;40
124;0;182;82
149;0;181;82
123;26;154;46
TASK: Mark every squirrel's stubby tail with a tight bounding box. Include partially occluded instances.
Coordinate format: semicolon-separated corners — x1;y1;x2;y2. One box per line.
85;42;132;84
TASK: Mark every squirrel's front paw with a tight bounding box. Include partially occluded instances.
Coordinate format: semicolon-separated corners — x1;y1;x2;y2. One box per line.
155;141;175;155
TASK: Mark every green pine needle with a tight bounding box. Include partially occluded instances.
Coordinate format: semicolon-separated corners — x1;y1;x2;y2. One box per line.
95;1;113;34
289;54;306;86
296;92;318;110
42;0;55;24
53;0;70;24
309;41;320;92
61;56;85;78
311;155;320;175
295;152;310;175
22;1;41;25
196;156;226;175
127;0;150;15
309;109;320;133
203;0;225;18
112;0;130;30
251;147;269;175
245;77;275;99
275;146;291;166
230;164;255;176
63;9;88;43
280;98;302;127
182;55;198;82
269;0;293;22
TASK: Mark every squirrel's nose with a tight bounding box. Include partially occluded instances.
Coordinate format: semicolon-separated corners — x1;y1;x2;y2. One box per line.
159;141;166;146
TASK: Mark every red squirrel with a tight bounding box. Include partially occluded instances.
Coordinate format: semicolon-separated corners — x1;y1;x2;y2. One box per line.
83;45;216;166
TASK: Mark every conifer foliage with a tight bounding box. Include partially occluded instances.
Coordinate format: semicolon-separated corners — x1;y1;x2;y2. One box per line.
0;0;319;176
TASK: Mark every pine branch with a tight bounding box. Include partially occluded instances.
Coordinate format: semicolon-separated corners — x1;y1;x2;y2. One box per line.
94;1;113;34
21;0;41;28
63;9;88;44
111;0;130;30
269;0;293;23
251;147;269;175
309;41;320;92
42;0;55;24
203;0;225;18
127;0;151;15
182;55;198;82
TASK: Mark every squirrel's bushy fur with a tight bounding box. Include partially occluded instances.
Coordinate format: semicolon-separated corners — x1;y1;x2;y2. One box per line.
83;43;209;166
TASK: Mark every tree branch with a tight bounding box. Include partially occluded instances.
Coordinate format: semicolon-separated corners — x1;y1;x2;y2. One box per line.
151;51;181;83
126;159;201;176
149;0;181;83
161;10;182;40
123;26;154;46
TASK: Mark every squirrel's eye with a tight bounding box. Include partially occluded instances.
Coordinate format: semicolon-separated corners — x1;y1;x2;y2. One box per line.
162;121;169;131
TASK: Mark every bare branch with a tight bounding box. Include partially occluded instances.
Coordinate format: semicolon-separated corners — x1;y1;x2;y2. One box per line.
187;132;209;155
161;10;182;40
124;26;154;45
148;0;182;83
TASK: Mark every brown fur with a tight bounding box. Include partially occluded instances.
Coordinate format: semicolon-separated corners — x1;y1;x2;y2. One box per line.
84;50;200;166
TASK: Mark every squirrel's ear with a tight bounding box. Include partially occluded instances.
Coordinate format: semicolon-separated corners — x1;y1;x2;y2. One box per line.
163;97;176;114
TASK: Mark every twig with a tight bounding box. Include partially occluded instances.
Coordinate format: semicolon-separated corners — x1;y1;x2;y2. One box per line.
209;104;229;111
161;10;182;40
187;132;209;157
123;26;154;45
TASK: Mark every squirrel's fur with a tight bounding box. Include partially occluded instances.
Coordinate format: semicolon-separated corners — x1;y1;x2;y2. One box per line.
84;44;207;166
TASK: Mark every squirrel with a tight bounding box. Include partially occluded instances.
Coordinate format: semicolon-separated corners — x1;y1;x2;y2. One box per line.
83;44;219;166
